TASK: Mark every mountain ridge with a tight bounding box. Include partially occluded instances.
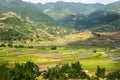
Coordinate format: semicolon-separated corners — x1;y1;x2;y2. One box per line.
0;0;73;42
35;1;104;21
0;0;120;42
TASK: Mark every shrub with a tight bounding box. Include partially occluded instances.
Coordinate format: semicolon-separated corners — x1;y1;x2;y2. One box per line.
51;46;57;50
0;61;40;80
14;45;25;48
93;50;97;53
43;61;90;80
107;70;120;80
95;66;106;78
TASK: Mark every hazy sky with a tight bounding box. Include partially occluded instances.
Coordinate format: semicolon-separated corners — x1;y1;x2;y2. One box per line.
23;0;119;4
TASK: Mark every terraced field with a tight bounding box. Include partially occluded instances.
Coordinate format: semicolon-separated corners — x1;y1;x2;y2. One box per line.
0;44;119;72
0;31;120;72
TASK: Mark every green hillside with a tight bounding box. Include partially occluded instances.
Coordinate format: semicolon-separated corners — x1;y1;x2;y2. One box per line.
60;14;89;30
88;11;120;31
99;1;120;14
34;1;120;32
0;0;73;42
0;12;33;41
60;10;120;31
0;0;56;25
36;1;103;21
0;0;120;41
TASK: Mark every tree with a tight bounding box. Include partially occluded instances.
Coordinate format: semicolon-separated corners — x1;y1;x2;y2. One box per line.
107;70;120;80
43;61;90;80
51;46;57;50
95;66;106;78
9;61;39;80
0;62;10;80
8;41;13;48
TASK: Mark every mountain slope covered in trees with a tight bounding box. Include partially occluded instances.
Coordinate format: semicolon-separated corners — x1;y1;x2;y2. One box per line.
99;1;120;14
35;1;120;32
0;0;56;24
0;0;72;42
60;10;120;31
0;0;120;42
36;1;103;21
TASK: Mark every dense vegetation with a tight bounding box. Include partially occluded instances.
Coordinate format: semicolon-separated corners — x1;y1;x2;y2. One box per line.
43;61;90;80
0;61;120;80
0;0;55;24
43;61;120;80
0;61;40;80
0;0;73;42
35;1;103;21
60;10;120;31
60;14;89;30
35;1;120;31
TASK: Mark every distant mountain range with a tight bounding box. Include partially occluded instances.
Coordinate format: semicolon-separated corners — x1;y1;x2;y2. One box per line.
35;1;103;21
35;1;120;31
99;1;120;14
0;0;120;42
60;10;120;31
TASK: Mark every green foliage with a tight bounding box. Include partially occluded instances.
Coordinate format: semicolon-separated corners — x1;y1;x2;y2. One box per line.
43;61;119;79
107;70;120;80
0;28;28;41
0;61;40;80
14;45;25;48
95;66;106;78
9;62;39;80
0;61;120;80
43;61;90;80
0;62;9;80
0;43;7;47
51;46;57;50
8;41;13;48
93;50;97;53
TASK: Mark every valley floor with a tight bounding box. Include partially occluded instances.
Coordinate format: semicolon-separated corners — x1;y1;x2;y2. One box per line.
0;44;120;72
0;31;120;75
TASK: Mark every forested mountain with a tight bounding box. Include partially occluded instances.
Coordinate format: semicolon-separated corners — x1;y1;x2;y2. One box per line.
35;1;120;32
0;0;72;41
35;1;103;21
60;14;89;30
60;10;120;31
87;1;120;32
99;1;120;14
88;11;120;24
0;12;34;41
89;11;120;31
0;0;120;42
0;0;56;25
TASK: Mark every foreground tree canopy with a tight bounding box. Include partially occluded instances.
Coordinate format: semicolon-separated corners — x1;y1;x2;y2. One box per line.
0;61;120;80
0;61;40;80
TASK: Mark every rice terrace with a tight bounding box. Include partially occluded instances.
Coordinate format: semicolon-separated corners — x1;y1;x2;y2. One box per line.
0;0;120;80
